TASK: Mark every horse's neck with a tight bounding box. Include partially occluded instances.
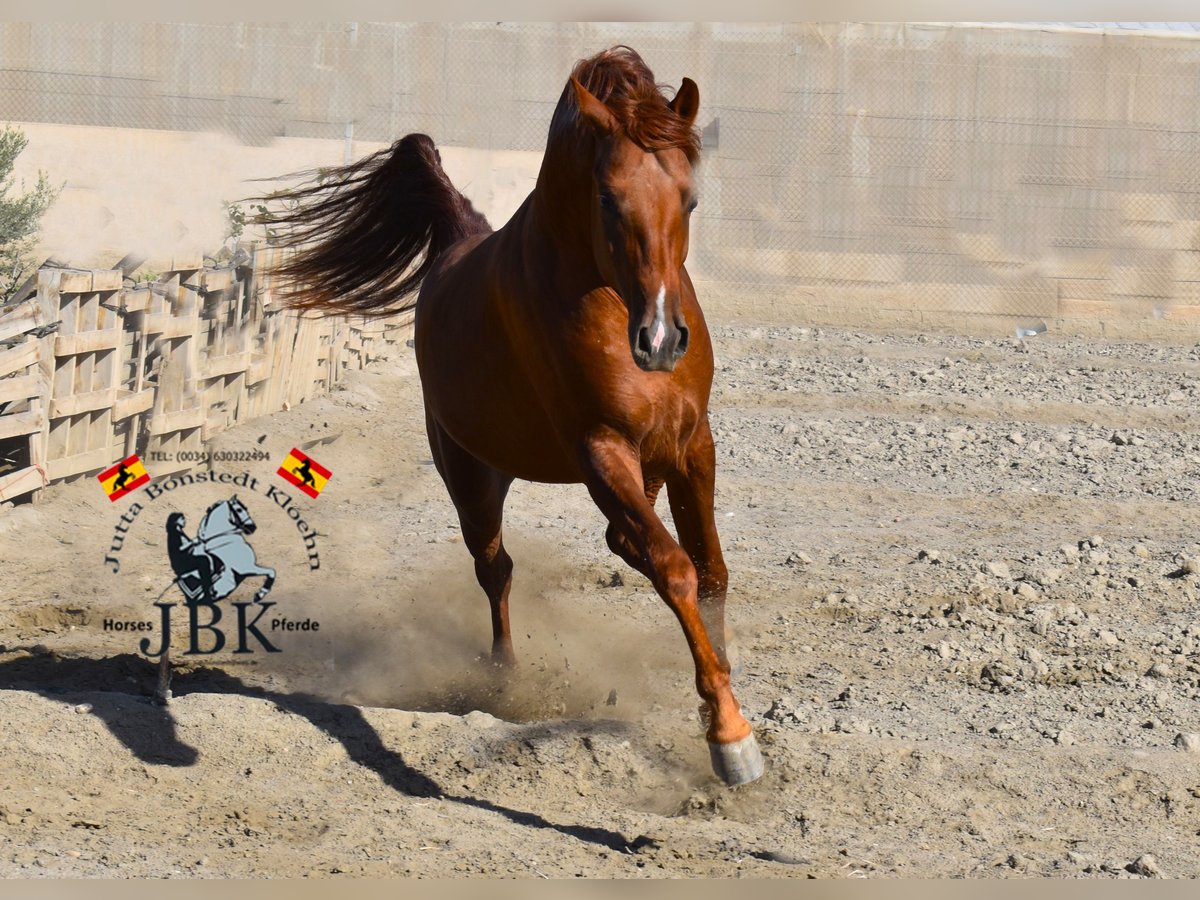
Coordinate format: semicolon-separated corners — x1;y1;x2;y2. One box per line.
198;506;227;539
529;141;595;256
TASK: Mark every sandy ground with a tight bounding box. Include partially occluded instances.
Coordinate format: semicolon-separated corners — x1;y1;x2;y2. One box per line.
2;314;1200;878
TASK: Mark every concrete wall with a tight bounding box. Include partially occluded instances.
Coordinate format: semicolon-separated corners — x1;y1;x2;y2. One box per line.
8;123;541;269
5;22;1200;333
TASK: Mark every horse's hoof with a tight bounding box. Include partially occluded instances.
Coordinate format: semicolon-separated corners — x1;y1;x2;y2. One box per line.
154;690;173;706
490;643;517;669
708;732;765;786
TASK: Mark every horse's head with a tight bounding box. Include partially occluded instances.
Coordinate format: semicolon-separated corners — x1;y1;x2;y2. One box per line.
225;494;257;535
564;48;701;373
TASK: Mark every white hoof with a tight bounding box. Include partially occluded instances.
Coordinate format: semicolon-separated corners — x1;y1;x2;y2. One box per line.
708;732;765;786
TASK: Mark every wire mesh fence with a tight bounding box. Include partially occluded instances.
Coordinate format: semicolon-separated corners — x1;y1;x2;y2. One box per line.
3;21;1200;329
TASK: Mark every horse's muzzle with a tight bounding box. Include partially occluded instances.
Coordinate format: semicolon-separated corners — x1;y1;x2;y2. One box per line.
632;321;689;372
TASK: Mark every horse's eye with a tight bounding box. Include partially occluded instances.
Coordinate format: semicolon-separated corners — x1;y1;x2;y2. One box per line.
598;193;617;213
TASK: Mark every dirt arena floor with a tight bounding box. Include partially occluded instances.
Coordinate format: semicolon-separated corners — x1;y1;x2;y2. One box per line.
2;313;1200;878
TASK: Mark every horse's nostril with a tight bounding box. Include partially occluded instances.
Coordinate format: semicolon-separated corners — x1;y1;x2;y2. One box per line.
676;326;689;355
637;327;653;356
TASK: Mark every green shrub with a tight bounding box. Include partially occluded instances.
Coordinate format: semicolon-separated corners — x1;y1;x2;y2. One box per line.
0;125;60;302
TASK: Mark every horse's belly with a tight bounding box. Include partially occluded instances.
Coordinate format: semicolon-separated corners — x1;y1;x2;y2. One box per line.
429;390;582;483
416;327;582;484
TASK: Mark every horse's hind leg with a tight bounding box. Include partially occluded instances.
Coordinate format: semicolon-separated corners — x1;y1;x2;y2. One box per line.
427;417;517;666
245;565;276;602
666;418;734;671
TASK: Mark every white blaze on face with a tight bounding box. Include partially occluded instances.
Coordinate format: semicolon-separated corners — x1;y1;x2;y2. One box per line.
651;282;666;353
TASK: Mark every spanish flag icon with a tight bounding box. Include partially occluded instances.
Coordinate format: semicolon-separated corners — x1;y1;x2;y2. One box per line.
277;447;331;499
98;455;150;502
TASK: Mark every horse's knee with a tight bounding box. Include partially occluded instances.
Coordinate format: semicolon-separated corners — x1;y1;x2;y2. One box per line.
656;548;699;606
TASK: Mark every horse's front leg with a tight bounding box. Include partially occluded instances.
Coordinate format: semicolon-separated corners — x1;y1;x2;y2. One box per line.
666;418;736;673
582;430;763;786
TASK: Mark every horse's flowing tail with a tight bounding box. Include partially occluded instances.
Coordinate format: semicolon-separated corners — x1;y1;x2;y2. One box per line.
257;133;492;316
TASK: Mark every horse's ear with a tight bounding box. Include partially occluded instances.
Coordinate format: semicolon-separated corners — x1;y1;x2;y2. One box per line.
670;77;700;127
571;77;618;135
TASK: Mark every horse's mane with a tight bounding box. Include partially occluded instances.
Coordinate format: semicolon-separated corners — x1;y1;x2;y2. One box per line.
551;46;701;161
198;500;221;530
201;497;234;525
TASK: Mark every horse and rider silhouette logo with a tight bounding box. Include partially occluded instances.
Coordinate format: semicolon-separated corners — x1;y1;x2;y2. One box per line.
144;494;281;701
164;495;276;605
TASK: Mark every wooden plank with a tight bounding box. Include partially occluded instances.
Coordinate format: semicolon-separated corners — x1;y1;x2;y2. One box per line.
147;405;205;436
0;372;45;406
54;329;123;355
122;288;153;313
0;465;48;502
56;270;94;294
201;350;251;380
288;317;319;406
0;307;40;343
0;297;38;324
143;313;198;339
123;293;149;457
44;445;112;482
0;410;43;440
266;313;296;411
47;289;78;464
202;268;234;292
0;341;39;379
70;296;99;464
91;270;123;292
85;288;117;456
113;387;154;421
49;387;117;418
66;410;90;459
35;271;64;482
170;254;203;271
89;405;114;455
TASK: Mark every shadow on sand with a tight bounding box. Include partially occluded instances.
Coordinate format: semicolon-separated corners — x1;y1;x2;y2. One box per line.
0;647;654;854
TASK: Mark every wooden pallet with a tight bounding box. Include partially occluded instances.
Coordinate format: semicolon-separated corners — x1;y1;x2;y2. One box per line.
0;243;413;501
0;297;50;502
40;267;124;483
143;266;205;477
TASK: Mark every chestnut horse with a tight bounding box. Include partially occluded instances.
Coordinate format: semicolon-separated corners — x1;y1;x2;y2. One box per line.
262;46;762;785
